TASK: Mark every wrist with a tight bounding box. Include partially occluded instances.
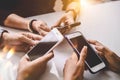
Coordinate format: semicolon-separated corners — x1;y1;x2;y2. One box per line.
28;19;38;34
0;29;9;45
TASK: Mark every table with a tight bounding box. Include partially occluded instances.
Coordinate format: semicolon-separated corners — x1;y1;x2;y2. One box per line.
0;1;120;80
53;1;120;80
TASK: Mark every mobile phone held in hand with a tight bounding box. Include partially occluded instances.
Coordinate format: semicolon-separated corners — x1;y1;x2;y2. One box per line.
64;31;106;73
27;28;64;61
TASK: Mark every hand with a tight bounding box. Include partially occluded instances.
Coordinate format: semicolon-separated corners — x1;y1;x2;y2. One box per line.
17;52;54;80
88;40;120;73
2;32;42;52
32;20;51;36
64;46;87;80
52;11;75;30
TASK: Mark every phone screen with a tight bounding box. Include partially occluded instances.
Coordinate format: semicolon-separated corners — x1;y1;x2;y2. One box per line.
70;35;102;68
27;30;59;60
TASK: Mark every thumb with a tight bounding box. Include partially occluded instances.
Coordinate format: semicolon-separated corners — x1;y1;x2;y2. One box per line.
42;52;54;62
34;52;54;64
78;46;87;64
71;52;78;62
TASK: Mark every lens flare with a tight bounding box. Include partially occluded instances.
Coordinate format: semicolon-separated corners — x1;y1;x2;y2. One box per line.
0;46;9;59
2;46;10;53
80;0;89;7
6;48;15;59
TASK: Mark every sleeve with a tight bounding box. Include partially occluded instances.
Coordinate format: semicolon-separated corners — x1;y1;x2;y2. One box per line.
0;10;11;26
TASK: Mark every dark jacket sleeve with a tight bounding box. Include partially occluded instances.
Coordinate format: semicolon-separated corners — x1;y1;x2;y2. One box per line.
0;10;11;26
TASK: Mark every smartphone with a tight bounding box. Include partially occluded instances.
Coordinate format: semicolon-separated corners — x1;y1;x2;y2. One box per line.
65;31;106;73
27;28;64;61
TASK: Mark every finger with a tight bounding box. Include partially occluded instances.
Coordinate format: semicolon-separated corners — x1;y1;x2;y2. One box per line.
88;40;98;45
95;45;105;52
38;29;49;36
22;32;43;40
34;52;54;64
30;33;43;40
19;35;36;45
78;46;87;64
64;18;74;26
52;17;65;28
39;25;51;32
88;40;103;46
14;44;31;52
95;49;104;56
33;40;41;45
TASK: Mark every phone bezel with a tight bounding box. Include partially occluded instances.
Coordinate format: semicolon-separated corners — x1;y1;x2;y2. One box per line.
65;31;106;73
27;28;64;60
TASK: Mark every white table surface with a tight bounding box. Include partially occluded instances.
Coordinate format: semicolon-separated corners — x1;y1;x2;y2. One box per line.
0;1;120;80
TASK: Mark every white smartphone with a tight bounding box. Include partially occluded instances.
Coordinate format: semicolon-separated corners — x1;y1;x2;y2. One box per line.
27;28;64;61
65;31;106;73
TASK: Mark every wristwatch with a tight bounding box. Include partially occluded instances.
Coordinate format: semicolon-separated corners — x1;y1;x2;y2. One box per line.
0;29;8;44
28;19;38;34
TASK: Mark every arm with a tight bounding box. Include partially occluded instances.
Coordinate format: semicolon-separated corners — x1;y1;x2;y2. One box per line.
4;14;30;30
52;0;80;30
4;14;50;36
88;40;120;73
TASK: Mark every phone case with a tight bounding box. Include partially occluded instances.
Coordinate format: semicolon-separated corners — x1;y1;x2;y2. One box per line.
64;31;107;74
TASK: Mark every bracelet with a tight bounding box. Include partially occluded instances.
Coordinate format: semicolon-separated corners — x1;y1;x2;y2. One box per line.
28;19;38;34
66;9;77;20
0;29;8;44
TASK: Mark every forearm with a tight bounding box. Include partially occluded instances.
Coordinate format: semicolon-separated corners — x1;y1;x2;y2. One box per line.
105;52;120;73
4;14;30;30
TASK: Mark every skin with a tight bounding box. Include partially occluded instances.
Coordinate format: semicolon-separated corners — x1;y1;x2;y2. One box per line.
88;40;120;73
4;14;50;36
17;40;120;80
52;11;75;28
31;20;50;36
1;32;42;52
16;46;87;80
17;52;54;80
64;46;87;80
4;1;80;35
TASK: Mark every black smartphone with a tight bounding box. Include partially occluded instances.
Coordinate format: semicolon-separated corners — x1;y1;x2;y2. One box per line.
65;31;106;73
27;28;64;61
